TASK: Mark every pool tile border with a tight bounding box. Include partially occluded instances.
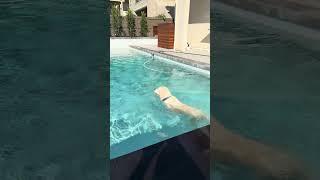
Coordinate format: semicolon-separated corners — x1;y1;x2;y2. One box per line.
130;45;210;71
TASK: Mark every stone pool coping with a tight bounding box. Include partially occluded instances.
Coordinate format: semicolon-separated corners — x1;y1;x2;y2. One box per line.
130;45;210;71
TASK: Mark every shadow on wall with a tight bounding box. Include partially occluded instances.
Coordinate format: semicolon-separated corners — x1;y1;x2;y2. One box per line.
201;33;210;44
189;0;210;24
165;6;175;23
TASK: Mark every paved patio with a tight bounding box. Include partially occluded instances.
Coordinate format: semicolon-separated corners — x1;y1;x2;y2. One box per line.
130;45;210;71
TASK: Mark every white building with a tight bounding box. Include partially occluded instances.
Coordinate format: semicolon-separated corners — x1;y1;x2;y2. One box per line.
110;0;129;16
174;0;210;54
129;0;175;18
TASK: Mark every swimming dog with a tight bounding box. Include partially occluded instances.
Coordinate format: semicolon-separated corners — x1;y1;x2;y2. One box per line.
154;86;208;120
154;86;308;179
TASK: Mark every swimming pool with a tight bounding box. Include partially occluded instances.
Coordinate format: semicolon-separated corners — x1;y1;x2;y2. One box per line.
110;46;210;159
213;5;320;180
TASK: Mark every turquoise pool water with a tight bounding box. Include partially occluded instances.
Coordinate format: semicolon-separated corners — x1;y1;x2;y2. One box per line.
110;50;210;159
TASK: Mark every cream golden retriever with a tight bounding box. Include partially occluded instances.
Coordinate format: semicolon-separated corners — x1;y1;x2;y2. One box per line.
154;86;208;120
154;86;308;179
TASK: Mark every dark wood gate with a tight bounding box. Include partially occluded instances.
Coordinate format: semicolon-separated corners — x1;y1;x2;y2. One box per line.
153;26;158;36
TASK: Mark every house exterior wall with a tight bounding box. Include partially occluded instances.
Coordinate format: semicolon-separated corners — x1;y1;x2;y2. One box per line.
174;0;191;51
129;0;147;13
147;0;175;18
129;0;175;18
110;0;128;16
187;0;210;50
174;0;210;52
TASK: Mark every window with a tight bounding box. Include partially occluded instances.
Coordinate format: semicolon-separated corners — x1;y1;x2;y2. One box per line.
123;0;129;11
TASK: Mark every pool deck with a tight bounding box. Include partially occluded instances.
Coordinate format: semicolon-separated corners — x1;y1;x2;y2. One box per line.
130;45;210;71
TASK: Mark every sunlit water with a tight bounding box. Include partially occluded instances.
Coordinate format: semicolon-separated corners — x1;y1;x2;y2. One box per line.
110;51;210;159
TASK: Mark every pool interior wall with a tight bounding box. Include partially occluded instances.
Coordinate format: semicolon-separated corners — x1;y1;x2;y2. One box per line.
110;42;210;159
110;38;157;56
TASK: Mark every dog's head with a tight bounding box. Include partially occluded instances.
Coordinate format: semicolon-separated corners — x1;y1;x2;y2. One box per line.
154;86;171;99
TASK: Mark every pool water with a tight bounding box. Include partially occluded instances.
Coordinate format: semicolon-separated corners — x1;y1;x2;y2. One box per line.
0;0;107;179
110;51;210;159
213;9;320;180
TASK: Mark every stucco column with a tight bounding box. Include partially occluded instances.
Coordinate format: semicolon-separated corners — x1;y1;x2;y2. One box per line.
174;0;191;52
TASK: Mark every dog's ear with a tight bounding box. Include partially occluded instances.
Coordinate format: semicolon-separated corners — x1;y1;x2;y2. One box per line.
154;88;160;96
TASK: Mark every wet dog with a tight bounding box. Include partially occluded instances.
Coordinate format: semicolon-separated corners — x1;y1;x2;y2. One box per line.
154;86;308;179
154;86;208;120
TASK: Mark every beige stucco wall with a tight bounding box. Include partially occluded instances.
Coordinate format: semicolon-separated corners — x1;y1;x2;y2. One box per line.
129;0;174;18
187;24;210;50
174;0;210;52
147;0;175;18
129;0;147;13
187;0;210;50
174;0;191;51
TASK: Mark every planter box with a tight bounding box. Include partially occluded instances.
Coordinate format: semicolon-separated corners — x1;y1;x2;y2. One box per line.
157;23;174;49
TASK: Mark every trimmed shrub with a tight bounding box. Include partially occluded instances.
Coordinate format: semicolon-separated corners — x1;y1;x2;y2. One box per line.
111;5;123;37
126;9;136;37
157;14;166;22
140;12;149;37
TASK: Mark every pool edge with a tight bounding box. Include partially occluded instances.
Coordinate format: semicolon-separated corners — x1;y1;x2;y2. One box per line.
129;45;210;77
